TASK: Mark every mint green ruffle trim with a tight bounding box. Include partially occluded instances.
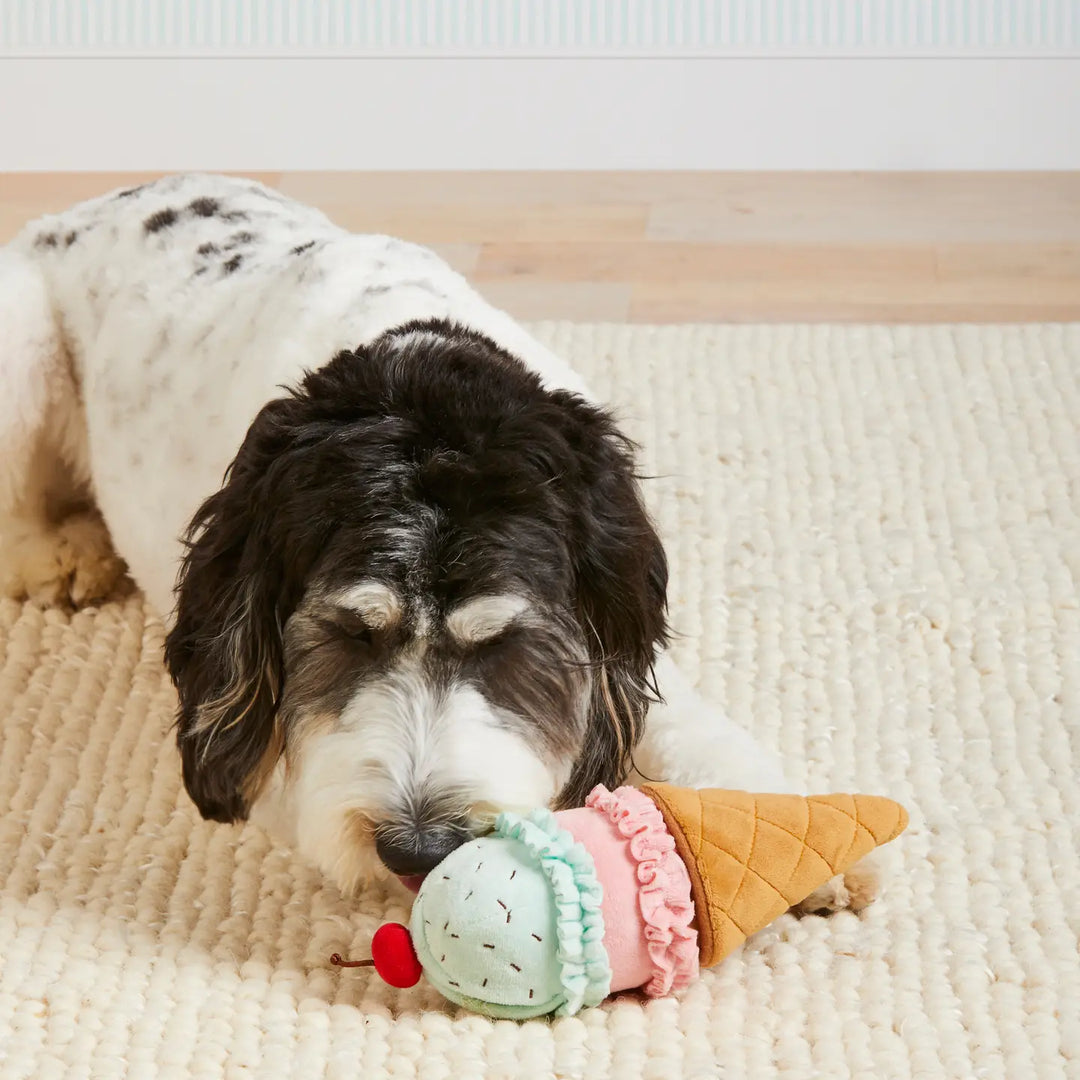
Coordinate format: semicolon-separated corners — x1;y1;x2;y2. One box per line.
494;809;612;1016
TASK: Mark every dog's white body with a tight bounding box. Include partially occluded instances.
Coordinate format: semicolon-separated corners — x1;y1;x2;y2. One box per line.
1;176;874;908
2;175;590;618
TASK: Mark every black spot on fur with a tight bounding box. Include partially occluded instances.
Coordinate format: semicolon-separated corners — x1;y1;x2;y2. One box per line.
221;210;248;223
64;231;79;247
144;208;178;233
223;254;243;274
116;184;146;199
189;197;219;217
225;232;255;249
197;242;218;256
34;233;58;249
292;241;316;255
193;266;208;277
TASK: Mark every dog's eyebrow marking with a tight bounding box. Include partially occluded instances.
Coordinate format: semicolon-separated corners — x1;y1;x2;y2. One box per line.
329;581;402;630
446;594;531;646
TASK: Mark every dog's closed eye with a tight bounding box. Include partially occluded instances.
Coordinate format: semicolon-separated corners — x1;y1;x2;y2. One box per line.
321;609;377;644
313;604;384;643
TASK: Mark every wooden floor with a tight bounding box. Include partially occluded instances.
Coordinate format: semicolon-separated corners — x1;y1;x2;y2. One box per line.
2;172;1078;322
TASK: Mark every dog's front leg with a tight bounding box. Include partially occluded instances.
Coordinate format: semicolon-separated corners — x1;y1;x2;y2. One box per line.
629;651;795;793
0;248;125;608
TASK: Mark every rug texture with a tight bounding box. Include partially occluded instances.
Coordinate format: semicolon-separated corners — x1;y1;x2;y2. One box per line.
1;324;1078;1080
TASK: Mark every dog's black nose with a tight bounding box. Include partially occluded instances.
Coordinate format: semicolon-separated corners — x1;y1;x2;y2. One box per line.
375;824;472;877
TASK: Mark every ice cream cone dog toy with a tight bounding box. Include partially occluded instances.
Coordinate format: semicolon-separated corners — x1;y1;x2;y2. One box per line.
331;784;908;1018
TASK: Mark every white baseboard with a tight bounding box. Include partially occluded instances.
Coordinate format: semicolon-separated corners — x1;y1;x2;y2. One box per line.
1;57;1078;171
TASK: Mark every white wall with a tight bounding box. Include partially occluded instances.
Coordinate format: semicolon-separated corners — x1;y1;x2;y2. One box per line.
1;1;1078;170
2;57;1078;171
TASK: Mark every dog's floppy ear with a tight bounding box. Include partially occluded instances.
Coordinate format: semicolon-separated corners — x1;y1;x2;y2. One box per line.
163;390;330;823
554;399;669;807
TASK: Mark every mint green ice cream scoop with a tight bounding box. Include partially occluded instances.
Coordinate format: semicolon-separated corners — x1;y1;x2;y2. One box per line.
408;809;611;1018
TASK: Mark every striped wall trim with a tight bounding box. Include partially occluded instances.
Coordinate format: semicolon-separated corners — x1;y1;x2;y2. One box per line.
2;1;1079;55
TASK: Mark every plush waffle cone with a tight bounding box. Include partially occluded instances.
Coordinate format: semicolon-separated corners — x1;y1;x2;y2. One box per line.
639;785;909;967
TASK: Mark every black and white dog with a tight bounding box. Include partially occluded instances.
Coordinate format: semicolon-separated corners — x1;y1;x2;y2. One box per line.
0;175;872;908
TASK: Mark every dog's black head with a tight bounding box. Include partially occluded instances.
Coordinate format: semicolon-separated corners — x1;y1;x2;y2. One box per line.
163;319;668;890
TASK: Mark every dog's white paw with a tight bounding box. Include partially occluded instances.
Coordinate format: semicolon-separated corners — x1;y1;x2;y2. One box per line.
791;860;881;916
0;510;126;608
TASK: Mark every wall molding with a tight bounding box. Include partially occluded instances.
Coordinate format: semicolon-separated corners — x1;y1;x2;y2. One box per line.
2;0;1079;56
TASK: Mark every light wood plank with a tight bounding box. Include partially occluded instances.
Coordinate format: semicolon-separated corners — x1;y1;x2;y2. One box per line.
277;171;739;205
649;174;1080;244
630;276;1080;323
934;243;1080;282
631;298;1080;322
305;202;649;243
475;242;937;283
425;243;482;275
279;171;1080;223
473;282;631;321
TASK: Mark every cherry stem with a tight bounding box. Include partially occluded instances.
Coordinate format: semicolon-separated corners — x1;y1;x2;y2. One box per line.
330;953;375;969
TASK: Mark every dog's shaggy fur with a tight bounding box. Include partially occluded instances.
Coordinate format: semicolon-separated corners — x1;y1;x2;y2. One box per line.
0;175;874;907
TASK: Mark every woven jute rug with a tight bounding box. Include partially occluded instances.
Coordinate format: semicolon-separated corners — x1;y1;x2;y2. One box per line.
1;324;1078;1079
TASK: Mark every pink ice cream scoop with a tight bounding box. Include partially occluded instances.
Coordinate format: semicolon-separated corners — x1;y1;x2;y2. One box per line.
552;785;699;998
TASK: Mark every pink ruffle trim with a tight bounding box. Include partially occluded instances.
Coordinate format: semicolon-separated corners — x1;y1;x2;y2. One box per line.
585;784;700;996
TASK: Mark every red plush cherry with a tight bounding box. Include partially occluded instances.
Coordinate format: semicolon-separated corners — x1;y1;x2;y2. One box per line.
370;922;423;988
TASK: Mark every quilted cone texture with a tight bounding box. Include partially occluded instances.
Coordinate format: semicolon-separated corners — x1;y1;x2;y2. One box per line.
640;786;909;967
